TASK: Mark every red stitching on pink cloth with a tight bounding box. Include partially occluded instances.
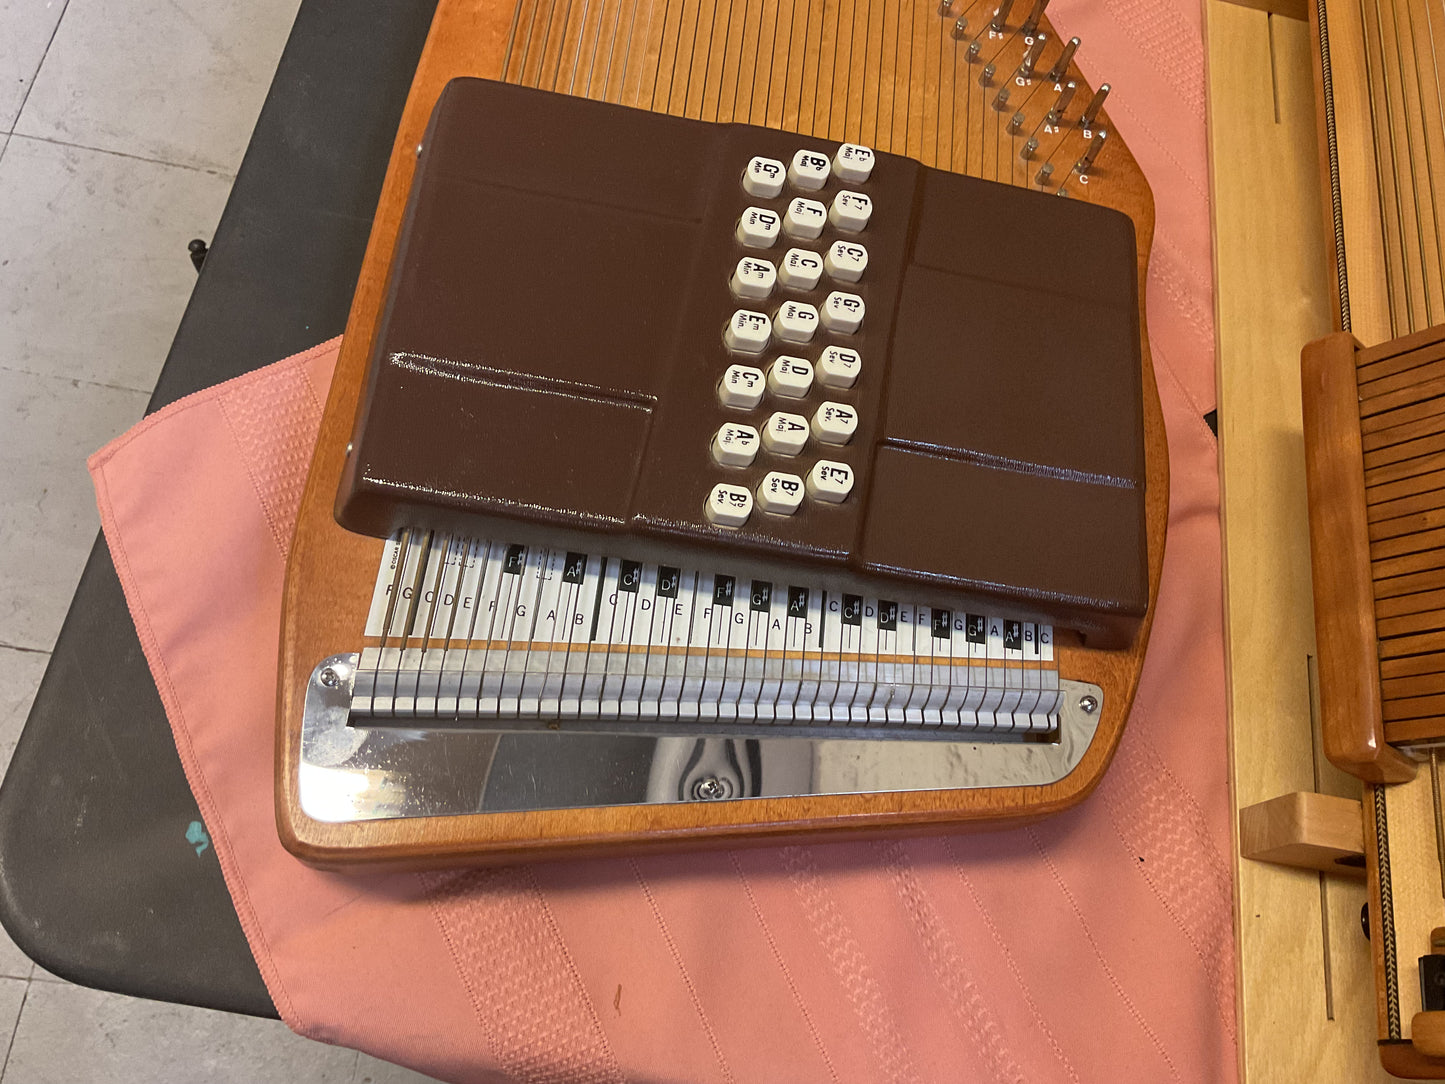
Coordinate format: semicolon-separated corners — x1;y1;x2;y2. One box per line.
420;866;624;1084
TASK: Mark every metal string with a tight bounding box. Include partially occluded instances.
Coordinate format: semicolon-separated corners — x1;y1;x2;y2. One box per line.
1381;0;1434;328
1363;0;1408;335
1403;0;1444;325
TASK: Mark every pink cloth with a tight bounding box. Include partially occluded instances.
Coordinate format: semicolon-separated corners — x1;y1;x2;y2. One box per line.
88;1;1231;1078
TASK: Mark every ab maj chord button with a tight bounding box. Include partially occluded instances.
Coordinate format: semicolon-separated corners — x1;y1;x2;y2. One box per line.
711;422;760;467
706;482;753;527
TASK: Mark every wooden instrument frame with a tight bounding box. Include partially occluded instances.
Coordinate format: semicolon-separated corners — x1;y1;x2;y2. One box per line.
275;0;1168;868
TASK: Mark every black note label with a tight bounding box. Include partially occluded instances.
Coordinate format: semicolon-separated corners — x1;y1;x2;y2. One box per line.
878;601;898;631
657;566;681;599
619;560;642;593
843;595;863;625
563;552;588;584
504;544;526;574
713;575;736;607
751;581;772;612
932;609;952;639
966;614;986;643
1004;620;1022;650
787;586;809;617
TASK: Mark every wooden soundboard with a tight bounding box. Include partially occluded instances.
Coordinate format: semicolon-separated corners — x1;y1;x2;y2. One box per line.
275;0;1168;867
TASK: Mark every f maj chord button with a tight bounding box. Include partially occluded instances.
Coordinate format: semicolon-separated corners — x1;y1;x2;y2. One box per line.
784;197;828;240
818;345;861;388
829;191;872;232
742;155;785;198
821;291;864;334
735;207;781;248
718;363;765;408
706;482;753;527
807;459;854;503
724;309;771;353
756;471;805;514
712;422;761;467
778;248;823;290
774;300;819;343
730;257;776;300
811;401;857;445
788;149;831;190
833;143;875;182
824;240;868;283
762;411;809;456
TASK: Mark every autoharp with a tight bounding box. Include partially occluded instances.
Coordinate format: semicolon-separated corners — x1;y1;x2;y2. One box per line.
276;0;1167;867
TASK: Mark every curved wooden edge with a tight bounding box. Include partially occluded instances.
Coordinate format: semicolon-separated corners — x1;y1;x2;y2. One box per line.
1301;331;1417;783
274;0;1167;867
1381;1037;1445;1079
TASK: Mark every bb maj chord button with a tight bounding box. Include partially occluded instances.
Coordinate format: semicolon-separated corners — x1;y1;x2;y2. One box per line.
788;149;831;190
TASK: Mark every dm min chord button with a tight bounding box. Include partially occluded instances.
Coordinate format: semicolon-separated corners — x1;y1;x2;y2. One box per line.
706;482;753;527
735;207;781;248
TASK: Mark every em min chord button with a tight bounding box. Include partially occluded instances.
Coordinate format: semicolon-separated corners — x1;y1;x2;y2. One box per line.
711;422;761;467
724;309;771;353
817;345;861;388
718;363;765;408
762;411;809;456
730;257;776;300
756;471;805;514
788;149;831;190
778;248;823;290
784;197;828;240
774;300;819;343
833;143;875;182
820;291;864;334
706;482;753;527
735;207;781;248
806;459;855;503
742;155;785;198
767;356;813;398
824;239;867;283
811;401;857;445
829;191;872;232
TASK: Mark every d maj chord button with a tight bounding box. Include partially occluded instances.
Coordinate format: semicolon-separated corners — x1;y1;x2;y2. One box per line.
706;482;754;527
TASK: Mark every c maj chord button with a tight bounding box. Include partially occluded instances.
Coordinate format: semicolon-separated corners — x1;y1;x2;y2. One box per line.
778;248;823;290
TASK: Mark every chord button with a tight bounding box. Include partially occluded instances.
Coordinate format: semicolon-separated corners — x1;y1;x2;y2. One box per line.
824;239;868;283
833;142;875;182
724;309;772;353
806;459;855;502
762;411;810;456
778;248;824;290
774;300;819;343
817;345;861;388
783;197;828;240
718;363;766;408
811;401;858;445
730;256;776;300
735;206;781;248
788;149;831;190
756;471;805;514
829;191;872;232
706;482;754;527
820;290;865;334
712;422;761;467
742;155;786;198
767;356;814;398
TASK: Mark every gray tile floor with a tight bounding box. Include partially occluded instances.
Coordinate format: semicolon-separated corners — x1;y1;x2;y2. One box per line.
0;1;444;1079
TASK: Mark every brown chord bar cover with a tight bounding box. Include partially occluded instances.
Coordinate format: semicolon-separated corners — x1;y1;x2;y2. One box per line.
337;78;1148;647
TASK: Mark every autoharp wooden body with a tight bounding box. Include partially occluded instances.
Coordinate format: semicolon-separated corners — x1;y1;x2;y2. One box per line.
276;0;1167;868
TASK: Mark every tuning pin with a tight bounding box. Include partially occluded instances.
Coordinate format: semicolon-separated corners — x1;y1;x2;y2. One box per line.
1019;32;1047;78
1021;0;1050;37
1046;80;1077;125
1008;110;1025;133
979;62;996;85
967;39;982;61
1035;162;1055;186
938;0;952;15
1021;135;1039;159
990;0;1015;33
1074;128;1108;173
1081;83;1110;128
994;85;1011;109
1046;36;1079;82
952;15;969;38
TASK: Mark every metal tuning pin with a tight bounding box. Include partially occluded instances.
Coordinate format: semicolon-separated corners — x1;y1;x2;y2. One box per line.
980;62;996;85
1074;128;1107;173
1019;32;1047;79
1020;134;1039;159
952;15;969;38
1008;110;1025;133
1035;162;1055;186
1046;36;1080;83
1020;0;1050;37
1046;80;1077;125
1081;83;1110;129
938;0;952;14
994;85;1010;108
989;0;1015;33
967;39;982;61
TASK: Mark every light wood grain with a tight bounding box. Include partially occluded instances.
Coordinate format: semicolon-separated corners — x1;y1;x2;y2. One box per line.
1239;790;1366;875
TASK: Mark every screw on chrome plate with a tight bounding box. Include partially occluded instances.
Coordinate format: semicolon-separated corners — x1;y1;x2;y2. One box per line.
319;667;341;689
695;776;726;801
1078;695;1098;715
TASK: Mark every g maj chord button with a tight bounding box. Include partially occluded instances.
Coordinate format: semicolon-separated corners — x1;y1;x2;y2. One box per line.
810;401;857;445
724;309;771;353
711;422;761;467
824;240;867;283
756;471;805;514
820;291;864;334
774;301;819;344
735;207;781;248
784;197;828;240
706;482;753;527
718;363;765;408
817;345;861;388
742;155;785;198
806;460;854;503
762;411;809;456
778;248;823;290
730;257;776;300
829;191;872;232
788;149;831;190
833;143;875;182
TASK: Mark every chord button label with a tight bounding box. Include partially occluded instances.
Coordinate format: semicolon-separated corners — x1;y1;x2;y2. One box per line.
742;155;785;198
718;363;765;408
768;356;814;398
806;459;855;502
784;197;828;240
778;248;823;290
817;345;861;388
820;291;864;334
762;411;810;455
829;190;872;232
824;239;868;283
724;309;772;353
811;401;857;445
756;471;805;514
833;142;875;182
705;482;753;527
711;422;761;467
788;148;831;190
735;207;781;248
774;300;819;343
730;256;776;300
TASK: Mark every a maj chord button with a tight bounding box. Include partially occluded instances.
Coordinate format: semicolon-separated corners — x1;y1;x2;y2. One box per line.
788;149;831;190
724;309;772;353
774;300;819;343
811;401;857;445
767;356;813;398
742;155;785;198
718;363;765;408
784;197;828;240
829;191;872;232
711;422;761;467
756;470;805;514
735;206;781;248
806;459;854;502
730;257;776;300
824;239;868;283
778;248;823;290
820;291;864;334
833;143;875;182
706;482;753;527
817;345;861;388
762;411;809;455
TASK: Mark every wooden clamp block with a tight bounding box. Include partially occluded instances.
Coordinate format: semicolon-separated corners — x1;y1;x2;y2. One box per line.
1239;791;1366;876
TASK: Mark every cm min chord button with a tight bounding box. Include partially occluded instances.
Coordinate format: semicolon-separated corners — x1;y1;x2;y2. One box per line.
742;155;785;198
718;363;765;408
706;482;753;527
806;459;855;503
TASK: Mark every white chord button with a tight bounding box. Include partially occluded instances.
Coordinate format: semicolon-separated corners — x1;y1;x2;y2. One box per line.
756;471;805;514
762;411;810;456
724;309;772;353
778;248;824;290
742;155;786;198
820;291;865;333
811;401;858;445
784;197;828;240
768;356;814;398
718;363;765;408
833;143;876;182
806;459;855;502
824;239;868;283
730;257;776;300
788;149;831;190
829;190;872;232
706;482;754;526
735;206;781;248
774;300;819;343
712;422;761;467
817;346;861;388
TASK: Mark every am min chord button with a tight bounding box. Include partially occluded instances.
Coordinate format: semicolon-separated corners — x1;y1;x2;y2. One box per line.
724;309;771;353
824;239;867;283
742;155;785;198
828;191;872;232
756;471;805;514
832;142;875;182
784;197;828;240
705;482;753;527
735;206;781;248
730;256;776;300
820;291;864;333
718;363;765;408
788;149;831;190
778;247;823;290
806;459;855;502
